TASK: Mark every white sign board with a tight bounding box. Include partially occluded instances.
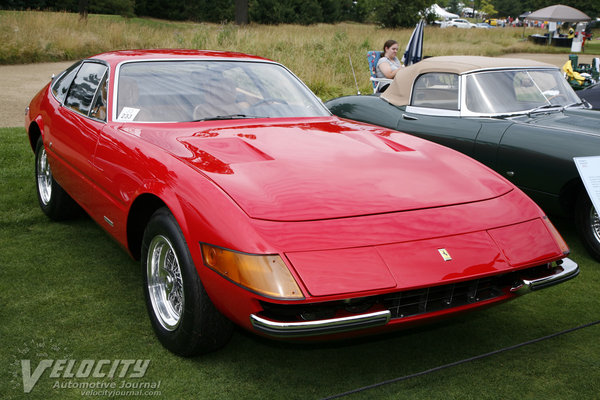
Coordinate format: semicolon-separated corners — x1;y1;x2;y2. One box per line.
574;157;600;213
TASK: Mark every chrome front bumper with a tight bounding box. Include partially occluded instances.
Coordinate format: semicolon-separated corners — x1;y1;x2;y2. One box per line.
510;257;579;295
250;310;391;338
251;258;579;338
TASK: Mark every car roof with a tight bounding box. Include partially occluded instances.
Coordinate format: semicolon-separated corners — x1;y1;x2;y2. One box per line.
89;49;273;66
381;56;557;107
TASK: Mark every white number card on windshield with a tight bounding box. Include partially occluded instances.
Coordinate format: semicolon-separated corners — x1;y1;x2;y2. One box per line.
118;107;140;121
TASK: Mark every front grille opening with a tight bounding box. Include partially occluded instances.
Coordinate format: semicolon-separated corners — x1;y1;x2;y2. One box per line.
259;298;376;322
382;277;504;319
258;263;553;323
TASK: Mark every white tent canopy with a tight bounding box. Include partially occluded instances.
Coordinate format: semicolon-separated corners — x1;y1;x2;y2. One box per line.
428;4;459;20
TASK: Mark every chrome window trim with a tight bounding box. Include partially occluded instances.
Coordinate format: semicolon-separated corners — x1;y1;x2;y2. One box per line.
50;61;83;104
409;72;461;113
111;58;331;123
405;67;565;118
58;60;110;123
459;67;567;117
405;105;461;117
459;66;560;75
88;70;109;123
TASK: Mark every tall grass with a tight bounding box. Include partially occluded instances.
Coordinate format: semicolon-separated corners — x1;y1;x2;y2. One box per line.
0;10;585;98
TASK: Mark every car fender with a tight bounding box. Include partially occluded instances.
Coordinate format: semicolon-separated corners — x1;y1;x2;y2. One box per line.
326;95;401;130
497;121;598;214
25;84;53;151
91;127;274;258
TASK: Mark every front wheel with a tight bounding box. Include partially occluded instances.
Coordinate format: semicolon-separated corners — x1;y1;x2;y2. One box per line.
575;192;600;261
141;207;233;356
34;136;79;220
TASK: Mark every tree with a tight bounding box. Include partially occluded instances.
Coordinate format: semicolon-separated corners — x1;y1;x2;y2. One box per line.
89;0;134;18
373;0;435;28
348;0;377;23
480;0;497;17
235;0;248;25
249;0;324;25
250;0;292;24
501;0;598;19
78;0;88;20
447;0;461;15
493;0;524;17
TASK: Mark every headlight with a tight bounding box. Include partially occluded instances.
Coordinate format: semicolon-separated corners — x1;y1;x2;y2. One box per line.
201;244;304;299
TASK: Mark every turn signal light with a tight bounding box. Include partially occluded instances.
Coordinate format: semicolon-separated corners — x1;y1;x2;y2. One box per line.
201;244;304;299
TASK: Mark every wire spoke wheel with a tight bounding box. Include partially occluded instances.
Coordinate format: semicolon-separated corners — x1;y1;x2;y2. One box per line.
141;208;234;356
590;206;600;244
147;235;184;331
36;144;53;205
33;136;80;220
575;192;600;261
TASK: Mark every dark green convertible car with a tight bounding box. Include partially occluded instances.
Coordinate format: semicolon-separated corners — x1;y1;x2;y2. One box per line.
326;56;600;260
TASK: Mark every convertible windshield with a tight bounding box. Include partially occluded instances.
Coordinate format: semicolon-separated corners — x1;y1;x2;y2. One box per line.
115;60;329;122
464;69;580;115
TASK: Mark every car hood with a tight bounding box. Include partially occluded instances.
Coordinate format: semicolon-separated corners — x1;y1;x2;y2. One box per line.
129;117;512;221
517;108;600;135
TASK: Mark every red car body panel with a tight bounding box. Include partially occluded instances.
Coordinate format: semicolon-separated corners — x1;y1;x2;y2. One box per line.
25;50;576;343
170;119;512;221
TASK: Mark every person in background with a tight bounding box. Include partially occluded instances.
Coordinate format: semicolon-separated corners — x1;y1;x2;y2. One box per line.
376;40;403;80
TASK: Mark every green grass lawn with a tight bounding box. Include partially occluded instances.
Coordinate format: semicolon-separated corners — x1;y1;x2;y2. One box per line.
1;126;599;399
584;41;600;55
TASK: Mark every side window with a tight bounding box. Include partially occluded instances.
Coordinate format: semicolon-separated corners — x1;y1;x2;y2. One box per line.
51;62;81;104
411;73;459;110
64;62;107;116
89;73;108;121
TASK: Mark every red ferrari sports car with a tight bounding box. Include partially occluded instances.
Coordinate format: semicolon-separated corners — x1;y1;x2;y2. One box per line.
25;49;578;356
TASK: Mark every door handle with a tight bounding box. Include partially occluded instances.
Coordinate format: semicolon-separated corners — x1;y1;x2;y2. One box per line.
402;114;418;120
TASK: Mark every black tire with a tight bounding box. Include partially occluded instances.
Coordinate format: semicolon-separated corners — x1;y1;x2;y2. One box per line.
575;192;600;261
34;136;80;220
141;207;233;356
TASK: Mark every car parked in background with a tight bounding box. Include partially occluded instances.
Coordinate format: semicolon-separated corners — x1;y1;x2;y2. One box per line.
445;18;476;28
326;56;600;260
578;82;600;110
25;50;579;356
476;22;495;29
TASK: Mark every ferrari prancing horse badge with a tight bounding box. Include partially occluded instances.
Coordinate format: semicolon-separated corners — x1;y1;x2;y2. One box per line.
438;248;452;261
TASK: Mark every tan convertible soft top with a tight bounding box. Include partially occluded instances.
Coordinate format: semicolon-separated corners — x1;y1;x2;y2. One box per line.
381;56;556;107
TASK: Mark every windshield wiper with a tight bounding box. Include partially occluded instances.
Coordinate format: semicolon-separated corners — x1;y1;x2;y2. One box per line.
528;104;564;116
564;101;588;109
193;114;265;122
489;112;527;119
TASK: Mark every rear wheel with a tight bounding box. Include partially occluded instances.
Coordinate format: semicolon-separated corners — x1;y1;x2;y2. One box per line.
575;192;600;261
141;207;233;356
34;136;79;220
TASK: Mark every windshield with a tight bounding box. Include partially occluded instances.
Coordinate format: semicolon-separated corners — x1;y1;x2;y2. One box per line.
464;69;580;114
115;60;329;122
